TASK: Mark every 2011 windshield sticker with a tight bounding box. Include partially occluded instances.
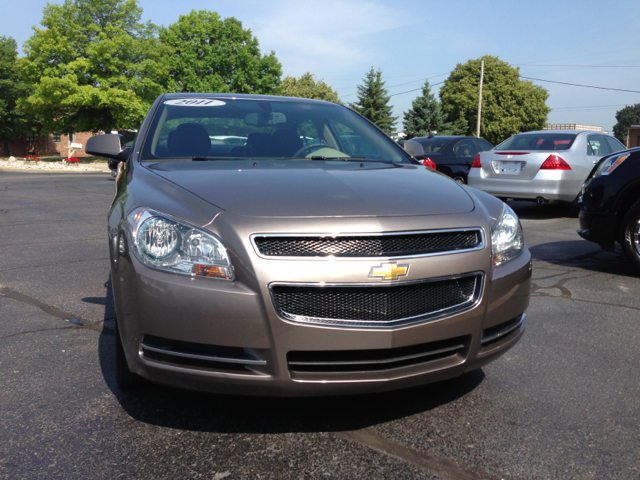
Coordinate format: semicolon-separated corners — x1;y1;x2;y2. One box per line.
164;99;226;107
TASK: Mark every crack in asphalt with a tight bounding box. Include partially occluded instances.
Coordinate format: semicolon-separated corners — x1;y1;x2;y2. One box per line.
530;265;640;311
0;326;77;340
335;428;500;480
0;256;110;273
0;285;113;336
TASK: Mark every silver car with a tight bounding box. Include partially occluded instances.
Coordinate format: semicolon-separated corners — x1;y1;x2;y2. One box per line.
87;94;531;396
468;130;626;204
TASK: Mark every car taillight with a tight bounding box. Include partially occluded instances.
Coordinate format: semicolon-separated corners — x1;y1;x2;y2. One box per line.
421;158;436;170
540;155;571;170
471;154;481;168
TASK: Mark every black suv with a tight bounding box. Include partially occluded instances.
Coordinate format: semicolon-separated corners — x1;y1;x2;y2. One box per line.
578;147;640;271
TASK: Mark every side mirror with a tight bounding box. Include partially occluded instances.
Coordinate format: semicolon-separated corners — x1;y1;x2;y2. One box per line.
86;134;132;161
403;140;424;157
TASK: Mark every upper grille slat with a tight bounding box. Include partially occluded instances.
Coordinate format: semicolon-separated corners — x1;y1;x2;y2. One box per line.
253;229;482;258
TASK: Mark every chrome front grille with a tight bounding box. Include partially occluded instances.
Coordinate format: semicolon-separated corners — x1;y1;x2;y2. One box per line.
271;273;483;328
252;229;484;258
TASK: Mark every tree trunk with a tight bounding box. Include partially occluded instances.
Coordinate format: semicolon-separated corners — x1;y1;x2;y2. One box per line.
2;139;9;157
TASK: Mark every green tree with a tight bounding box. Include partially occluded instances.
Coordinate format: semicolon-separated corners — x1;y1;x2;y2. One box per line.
613;104;640;145
402;80;453;138
0;36;37;155
20;0;172;134
349;67;397;134
440;55;550;145
280;73;342;104
160;10;281;94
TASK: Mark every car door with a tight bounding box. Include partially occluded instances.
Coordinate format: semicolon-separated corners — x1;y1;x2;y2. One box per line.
450;139;479;182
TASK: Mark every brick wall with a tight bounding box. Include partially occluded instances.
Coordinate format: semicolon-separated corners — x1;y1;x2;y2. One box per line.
6;132;95;158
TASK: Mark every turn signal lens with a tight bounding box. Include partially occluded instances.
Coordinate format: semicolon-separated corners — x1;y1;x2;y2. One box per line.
193;264;233;280
471;154;481;168
540;155;571;170
422;158;436;170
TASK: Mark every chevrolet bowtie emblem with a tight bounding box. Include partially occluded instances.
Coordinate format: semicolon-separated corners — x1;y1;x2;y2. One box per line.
369;262;409;280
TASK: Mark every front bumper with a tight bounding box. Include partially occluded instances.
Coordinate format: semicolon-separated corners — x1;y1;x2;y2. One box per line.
468;168;581;202
112;239;532;396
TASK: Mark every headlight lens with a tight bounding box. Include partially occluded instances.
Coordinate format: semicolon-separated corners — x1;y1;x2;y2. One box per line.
492;204;524;266
594;153;629;177
127;208;233;280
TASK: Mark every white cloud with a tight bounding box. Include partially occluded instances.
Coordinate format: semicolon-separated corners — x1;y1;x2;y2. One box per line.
250;0;412;78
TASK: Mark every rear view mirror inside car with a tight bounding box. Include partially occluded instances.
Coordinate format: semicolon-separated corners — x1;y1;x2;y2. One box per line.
244;112;286;126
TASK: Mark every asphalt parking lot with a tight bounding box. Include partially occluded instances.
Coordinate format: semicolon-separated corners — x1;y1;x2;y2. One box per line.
1;170;639;480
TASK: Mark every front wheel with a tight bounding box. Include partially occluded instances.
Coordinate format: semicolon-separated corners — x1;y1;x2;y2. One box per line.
621;199;640;272
452;176;466;185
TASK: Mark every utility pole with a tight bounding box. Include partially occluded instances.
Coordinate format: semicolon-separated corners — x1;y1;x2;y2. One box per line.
476;60;484;138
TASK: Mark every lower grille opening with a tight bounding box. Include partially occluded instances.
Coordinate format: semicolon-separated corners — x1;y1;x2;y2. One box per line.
288;336;469;374
272;273;483;328
481;314;525;347
140;335;266;374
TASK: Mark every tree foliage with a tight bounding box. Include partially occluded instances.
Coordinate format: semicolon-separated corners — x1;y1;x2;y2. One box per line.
159;10;281;94
21;0;172;133
613;104;640;145
0;36;37;154
279;73;342;104
402;80;453;138
440;55;550;145
349;67;397;134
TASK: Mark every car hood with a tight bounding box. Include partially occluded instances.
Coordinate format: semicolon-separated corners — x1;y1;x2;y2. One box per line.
146;160;475;218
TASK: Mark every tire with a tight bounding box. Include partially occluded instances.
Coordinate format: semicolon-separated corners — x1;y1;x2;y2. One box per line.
452;176;465;185
621;199;640;272
115;316;143;389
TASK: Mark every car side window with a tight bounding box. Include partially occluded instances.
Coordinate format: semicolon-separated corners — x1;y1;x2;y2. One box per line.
453;140;479;158
587;135;612;156
604;135;625;153
475;139;493;152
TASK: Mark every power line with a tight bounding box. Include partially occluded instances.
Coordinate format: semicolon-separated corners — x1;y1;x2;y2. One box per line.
517;64;640;68
520;76;640;94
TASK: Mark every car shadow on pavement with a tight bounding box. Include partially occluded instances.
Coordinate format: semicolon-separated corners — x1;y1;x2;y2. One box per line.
507;201;579;220
97;276;485;434
529;240;638;278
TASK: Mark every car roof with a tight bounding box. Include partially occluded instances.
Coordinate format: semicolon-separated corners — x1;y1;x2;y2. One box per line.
518;130;609;135
412;136;479;141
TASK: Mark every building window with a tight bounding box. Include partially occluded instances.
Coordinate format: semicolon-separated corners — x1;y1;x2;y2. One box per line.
69;132;75;144
25;132;38;142
53;133;61;143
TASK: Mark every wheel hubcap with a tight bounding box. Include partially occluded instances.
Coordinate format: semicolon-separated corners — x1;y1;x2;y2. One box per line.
634;219;640;257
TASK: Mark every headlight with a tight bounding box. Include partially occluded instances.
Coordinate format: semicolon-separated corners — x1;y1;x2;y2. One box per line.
491;204;524;266
594;153;629;177
126;208;234;280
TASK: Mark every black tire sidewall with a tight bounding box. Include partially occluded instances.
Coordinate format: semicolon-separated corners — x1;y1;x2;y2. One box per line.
621;200;640;270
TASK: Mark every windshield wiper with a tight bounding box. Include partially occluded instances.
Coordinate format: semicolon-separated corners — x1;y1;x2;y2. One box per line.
192;157;243;161
281;156;372;161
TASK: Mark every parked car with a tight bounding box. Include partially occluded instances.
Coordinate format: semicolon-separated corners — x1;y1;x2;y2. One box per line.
86;93;531;396
578;147;640;270
402;136;494;184
468;130;626;204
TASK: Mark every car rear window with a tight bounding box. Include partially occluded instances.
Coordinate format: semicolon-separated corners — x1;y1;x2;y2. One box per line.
140;97;409;164
412;137;451;153
495;133;577;151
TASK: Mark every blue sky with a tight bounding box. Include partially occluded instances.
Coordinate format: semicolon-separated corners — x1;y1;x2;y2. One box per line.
3;0;640;134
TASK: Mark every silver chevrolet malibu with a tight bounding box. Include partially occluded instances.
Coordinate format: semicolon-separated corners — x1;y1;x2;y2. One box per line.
87;94;531;396
468;130;626;205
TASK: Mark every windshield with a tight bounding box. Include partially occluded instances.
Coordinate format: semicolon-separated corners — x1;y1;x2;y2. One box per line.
140;97;409;163
495;133;577;151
